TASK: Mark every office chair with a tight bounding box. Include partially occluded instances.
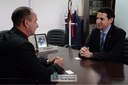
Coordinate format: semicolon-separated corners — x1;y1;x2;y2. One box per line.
0;30;9;34
47;29;66;47
0;30;9;42
124;37;128;58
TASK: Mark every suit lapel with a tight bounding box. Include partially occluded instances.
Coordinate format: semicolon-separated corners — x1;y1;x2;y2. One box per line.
95;29;101;51
104;27;113;50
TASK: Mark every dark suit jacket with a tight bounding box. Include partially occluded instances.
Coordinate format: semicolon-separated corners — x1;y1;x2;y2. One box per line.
0;27;64;84
86;25;126;60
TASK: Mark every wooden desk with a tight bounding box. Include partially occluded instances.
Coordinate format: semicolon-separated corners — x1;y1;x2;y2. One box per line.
39;46;128;85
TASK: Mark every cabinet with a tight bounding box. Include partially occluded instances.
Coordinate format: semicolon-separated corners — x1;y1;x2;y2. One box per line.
89;0;115;23
89;0;115;16
83;0;115;40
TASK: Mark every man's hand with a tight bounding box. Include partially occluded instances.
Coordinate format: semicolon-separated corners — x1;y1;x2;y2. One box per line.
80;47;93;58
47;57;60;64
54;57;64;67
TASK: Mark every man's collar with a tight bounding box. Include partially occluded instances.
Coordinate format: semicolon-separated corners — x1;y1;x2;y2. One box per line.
100;24;111;34
11;27;28;39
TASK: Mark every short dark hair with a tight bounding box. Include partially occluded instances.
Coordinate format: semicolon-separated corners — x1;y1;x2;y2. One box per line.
98;7;115;19
11;6;32;27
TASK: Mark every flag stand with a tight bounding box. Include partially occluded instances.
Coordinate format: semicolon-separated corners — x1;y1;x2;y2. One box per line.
65;21;75;49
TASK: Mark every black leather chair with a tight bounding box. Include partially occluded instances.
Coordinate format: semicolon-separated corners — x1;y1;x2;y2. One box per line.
0;30;9;42
47;29;66;47
124;37;128;58
123;37;128;64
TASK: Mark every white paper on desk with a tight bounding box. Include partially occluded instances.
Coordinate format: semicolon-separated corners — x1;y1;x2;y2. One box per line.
74;57;81;61
65;70;74;74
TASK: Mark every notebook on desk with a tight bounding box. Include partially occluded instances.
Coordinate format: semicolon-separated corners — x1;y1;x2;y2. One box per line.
34;33;58;53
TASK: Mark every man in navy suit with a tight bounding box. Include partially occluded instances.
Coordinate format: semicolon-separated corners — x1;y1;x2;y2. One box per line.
0;6;64;84
80;7;126;60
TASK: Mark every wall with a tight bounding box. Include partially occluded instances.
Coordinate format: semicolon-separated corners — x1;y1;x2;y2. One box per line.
0;0;30;30
31;0;67;34
31;0;83;33
0;0;83;34
114;0;128;37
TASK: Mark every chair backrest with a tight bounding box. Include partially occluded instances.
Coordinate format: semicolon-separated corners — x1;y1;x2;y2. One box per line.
124;37;128;58
0;30;9;42
47;29;66;46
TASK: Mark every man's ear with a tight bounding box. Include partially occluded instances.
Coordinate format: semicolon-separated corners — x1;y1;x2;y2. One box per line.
23;19;30;28
109;18;114;24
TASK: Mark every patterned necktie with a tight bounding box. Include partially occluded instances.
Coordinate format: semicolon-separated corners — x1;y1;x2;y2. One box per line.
100;32;106;51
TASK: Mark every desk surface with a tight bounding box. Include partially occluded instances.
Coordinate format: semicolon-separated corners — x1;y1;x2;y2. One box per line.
39;46;128;85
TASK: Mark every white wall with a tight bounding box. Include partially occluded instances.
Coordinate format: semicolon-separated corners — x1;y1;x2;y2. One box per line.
0;0;83;34
0;0;29;30
31;0;83;34
114;0;128;37
31;0;67;34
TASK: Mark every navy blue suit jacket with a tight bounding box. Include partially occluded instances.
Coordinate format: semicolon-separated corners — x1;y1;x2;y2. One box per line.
86;25;126;60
